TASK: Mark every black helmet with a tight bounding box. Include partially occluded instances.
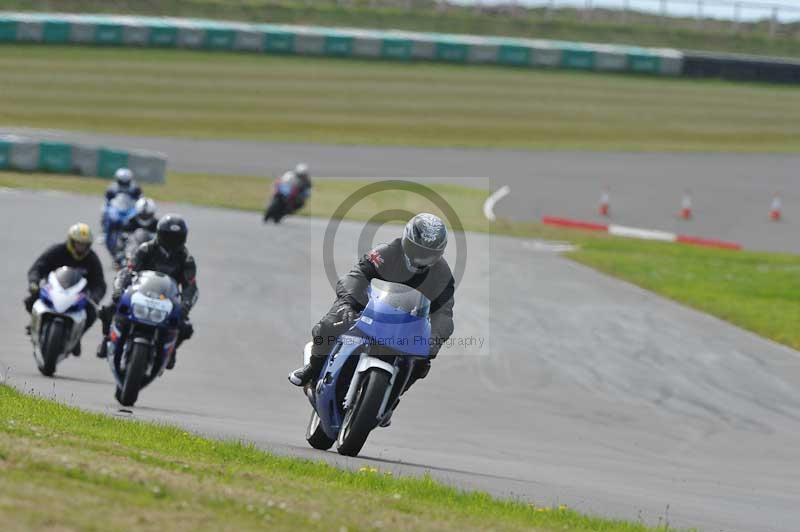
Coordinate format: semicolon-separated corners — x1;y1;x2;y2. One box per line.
401;213;448;273
156;214;188;254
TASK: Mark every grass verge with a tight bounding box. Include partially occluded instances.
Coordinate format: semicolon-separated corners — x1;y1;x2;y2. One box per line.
2;171;800;351
0;384;674;531
6;0;800;58
1;46;799;151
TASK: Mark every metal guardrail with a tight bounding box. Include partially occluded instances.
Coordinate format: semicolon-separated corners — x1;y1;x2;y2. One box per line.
0;135;167;183
1;11;798;83
0;12;684;75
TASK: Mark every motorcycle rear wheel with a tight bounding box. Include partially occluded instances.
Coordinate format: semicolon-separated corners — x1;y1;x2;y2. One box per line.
119;343;149;407
38;318;66;377
336;369;390;457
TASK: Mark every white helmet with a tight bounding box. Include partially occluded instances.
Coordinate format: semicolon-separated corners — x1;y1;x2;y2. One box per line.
294;163;309;181
114;167;133;187
135;197;157;224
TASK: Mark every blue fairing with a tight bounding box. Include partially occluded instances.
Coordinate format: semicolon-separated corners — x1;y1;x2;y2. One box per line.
314;335;366;437
355;298;431;357
102;195;137;253
313;281;432;439
277;182;295;197
39;286;52;308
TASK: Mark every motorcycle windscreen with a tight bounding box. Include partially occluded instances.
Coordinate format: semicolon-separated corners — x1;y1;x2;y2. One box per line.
109;194;136;213
355;280;432;357
133;270;180;300
54;266;84;289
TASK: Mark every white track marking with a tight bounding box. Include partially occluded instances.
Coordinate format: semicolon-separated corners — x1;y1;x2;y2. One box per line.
482;185;510;222
608;224;676;242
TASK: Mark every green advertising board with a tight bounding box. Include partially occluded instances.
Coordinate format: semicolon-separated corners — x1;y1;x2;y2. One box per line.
38;142;72;173
98;148;130;178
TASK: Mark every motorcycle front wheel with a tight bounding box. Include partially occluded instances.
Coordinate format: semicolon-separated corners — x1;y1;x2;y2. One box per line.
119;342;149;407
336;369;390;457
264;197;285;223
38;318;66;377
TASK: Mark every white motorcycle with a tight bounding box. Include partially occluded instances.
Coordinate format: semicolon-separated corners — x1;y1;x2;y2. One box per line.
29;267;90;377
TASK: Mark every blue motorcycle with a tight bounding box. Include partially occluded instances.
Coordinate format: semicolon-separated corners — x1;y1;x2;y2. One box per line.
301;280;432;456
104;271;182;407
101;194;137;266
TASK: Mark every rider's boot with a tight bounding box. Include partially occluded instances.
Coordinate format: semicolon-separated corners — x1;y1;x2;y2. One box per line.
288;343;325;387
379;410;394;428
96;338;108;359
166;351;176;370
71;340;81;357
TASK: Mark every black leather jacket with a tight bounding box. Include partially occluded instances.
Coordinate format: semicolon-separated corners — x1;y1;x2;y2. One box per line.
28;244;106;303
114;241;198;314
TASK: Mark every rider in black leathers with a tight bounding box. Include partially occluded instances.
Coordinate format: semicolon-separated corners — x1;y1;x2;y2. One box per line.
25;223;106;356
97;214;198;369
289;213;455;392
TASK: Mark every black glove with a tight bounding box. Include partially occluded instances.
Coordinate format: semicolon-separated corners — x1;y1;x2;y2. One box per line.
24;282;39;313
335;304;359;328
24;294;36;313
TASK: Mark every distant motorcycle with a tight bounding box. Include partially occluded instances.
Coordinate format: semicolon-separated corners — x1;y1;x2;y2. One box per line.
263;173;309;223
114;228;155;267
300;280;432;456
102;194;137;266
29;267;90;377
104;271;182;407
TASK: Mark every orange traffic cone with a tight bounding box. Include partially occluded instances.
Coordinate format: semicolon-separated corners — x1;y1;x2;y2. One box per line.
679;190;692;220
770;194;782;221
598;188;610;217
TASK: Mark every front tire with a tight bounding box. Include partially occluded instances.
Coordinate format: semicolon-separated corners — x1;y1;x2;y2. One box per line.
264;197;285;223
119;342;149;407
336;369;391;457
38;319;67;377
306;410;335;450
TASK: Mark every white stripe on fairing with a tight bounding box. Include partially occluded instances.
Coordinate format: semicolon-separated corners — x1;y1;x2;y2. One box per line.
482;185;510;222
608;224;677;242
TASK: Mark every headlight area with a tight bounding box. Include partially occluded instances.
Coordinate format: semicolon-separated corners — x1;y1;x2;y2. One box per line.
132;303;169;323
130;295;173;324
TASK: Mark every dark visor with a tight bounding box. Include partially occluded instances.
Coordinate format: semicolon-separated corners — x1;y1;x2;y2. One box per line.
403;238;443;267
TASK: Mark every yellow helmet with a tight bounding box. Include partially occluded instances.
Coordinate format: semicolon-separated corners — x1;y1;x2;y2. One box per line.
66;223;93;260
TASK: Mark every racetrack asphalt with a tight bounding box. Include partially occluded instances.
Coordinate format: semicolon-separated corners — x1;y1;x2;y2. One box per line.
3;127;800;253
3;189;800;532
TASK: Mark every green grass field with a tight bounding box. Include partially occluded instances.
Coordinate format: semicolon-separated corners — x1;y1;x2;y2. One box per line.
6;0;800;58
2;46;799;151
0;385;674;532
3;171;800;351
